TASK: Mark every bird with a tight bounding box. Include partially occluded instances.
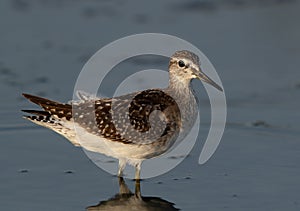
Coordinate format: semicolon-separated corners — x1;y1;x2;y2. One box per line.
22;50;223;180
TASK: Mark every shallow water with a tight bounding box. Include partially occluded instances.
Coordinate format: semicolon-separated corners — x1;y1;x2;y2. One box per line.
1;0;300;210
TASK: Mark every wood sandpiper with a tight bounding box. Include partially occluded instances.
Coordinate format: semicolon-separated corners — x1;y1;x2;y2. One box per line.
22;50;223;180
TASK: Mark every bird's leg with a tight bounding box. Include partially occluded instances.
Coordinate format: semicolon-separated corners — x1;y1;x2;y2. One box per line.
118;159;126;177
118;177;131;195
135;179;141;198
133;162;142;198
135;162;141;181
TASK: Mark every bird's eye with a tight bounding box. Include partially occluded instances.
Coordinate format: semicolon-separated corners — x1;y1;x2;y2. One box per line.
178;60;185;68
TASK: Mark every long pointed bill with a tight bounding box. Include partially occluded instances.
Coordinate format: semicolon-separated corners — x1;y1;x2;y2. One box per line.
196;69;223;92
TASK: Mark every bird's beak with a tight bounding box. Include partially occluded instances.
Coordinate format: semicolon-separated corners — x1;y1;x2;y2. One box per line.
194;67;223;92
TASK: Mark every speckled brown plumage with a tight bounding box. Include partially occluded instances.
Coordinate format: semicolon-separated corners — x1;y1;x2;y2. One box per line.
22;89;180;146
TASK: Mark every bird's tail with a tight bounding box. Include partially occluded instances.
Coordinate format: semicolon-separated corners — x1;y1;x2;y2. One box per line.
22;93;72;120
22;93;79;146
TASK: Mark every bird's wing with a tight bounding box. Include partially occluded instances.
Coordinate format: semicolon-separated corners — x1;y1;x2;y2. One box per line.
73;89;181;145
22;90;181;145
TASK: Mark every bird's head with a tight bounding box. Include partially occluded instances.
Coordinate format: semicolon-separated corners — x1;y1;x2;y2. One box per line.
169;50;223;91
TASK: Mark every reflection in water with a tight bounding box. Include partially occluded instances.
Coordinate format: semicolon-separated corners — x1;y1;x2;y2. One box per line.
87;178;179;211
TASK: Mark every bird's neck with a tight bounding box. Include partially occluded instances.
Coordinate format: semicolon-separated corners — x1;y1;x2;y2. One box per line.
167;74;193;97
166;74;197;116
166;73;198;138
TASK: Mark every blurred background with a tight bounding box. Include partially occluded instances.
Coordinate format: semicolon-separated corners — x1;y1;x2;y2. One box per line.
0;0;299;210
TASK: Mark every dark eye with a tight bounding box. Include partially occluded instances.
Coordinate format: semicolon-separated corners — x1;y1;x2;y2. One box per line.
178;60;185;68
